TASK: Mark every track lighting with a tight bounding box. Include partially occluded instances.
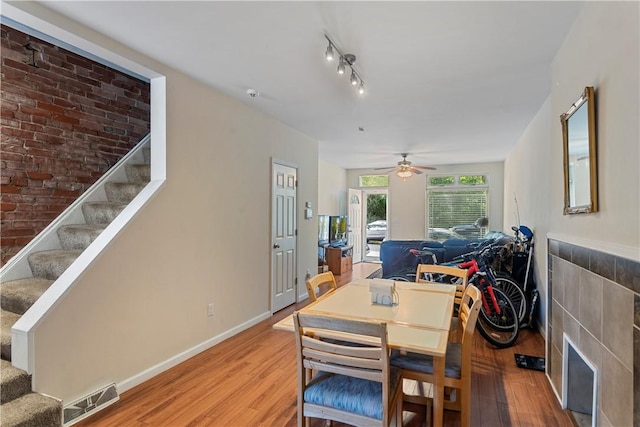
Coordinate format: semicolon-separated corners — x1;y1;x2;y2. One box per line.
350;70;358;86
324;35;365;95
337;57;346;75
325;43;334;61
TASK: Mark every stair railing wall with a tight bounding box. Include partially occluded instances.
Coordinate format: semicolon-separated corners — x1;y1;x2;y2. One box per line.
3;134;165;374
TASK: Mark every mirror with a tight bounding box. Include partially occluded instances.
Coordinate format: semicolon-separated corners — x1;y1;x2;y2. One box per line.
561;86;598;214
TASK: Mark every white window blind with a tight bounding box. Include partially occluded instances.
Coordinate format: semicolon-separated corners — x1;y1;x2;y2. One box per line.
427;189;488;238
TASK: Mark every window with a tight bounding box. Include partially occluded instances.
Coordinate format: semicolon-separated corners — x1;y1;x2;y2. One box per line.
359;175;389;187
426;174;489;240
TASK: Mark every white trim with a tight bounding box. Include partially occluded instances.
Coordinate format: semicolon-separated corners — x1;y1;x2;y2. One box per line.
547;232;640;262
117;311;271;393
562;334;598;427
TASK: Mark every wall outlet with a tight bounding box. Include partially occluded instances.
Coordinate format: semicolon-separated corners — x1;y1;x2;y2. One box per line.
207;303;214;317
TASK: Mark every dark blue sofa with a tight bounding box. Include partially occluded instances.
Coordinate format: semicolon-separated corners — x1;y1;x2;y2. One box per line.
379;232;510;278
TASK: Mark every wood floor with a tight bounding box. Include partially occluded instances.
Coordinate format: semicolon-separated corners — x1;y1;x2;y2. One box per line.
76;263;577;427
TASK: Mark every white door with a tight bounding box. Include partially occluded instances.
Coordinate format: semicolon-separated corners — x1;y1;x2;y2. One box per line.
271;162;297;312
348;188;363;263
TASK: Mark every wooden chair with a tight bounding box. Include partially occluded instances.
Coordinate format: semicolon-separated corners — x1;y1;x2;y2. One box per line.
293;312;403;427
305;271;337;302
415;264;469;340
390;284;482;427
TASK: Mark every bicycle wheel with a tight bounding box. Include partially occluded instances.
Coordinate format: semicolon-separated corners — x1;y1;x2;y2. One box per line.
493;272;527;325
476;286;520;348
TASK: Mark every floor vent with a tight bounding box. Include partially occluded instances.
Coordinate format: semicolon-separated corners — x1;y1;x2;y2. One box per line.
63;383;119;426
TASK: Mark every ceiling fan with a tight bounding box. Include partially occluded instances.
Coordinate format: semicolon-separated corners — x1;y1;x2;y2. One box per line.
374;153;436;178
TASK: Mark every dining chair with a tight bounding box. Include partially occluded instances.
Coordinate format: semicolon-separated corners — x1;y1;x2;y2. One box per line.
305;271;337;302
415;263;469;339
390;284;482;427
292;312;403;427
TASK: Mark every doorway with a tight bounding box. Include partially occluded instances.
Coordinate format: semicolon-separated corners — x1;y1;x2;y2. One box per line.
363;190;388;262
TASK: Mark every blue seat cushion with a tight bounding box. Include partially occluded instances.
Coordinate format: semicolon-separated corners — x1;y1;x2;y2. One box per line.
304;367;401;420
390;342;462;379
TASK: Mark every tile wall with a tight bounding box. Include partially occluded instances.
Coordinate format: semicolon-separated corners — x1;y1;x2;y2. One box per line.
547;238;639;426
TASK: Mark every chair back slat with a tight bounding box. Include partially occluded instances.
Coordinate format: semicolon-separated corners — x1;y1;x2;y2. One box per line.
306;272;337;302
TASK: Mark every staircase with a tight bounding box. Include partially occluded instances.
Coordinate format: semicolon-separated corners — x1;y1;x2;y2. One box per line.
0;145;150;426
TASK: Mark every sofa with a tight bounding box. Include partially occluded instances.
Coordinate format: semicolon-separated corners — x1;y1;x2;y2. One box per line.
379;232;510;278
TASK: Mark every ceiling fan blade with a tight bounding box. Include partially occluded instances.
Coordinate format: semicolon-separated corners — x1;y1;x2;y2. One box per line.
373;167;397;172
410;168;424;175
414;165;437;170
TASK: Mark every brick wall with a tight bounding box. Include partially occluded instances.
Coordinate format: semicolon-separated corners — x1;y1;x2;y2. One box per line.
0;26;151;266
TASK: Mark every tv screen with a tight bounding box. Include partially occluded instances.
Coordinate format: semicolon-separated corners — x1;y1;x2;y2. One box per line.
318;215;330;245
329;215;348;247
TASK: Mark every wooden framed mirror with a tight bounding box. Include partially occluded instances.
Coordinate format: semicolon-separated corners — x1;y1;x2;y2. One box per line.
561;86;598;214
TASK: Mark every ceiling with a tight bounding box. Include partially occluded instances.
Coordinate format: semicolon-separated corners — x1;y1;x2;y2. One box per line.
40;1;583;170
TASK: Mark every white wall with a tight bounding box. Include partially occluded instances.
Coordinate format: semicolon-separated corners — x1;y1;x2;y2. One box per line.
504;1;639;330
347;162;504;239
10;3;320;404
318;159;347;216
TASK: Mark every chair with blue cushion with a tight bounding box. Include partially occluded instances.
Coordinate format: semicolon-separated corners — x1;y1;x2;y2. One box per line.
293;312;403;427
391;284;481;427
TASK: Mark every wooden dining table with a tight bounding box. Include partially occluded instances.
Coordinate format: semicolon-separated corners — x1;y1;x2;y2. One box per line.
273;278;456;427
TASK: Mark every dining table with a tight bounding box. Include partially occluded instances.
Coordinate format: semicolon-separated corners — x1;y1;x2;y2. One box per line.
273;278;456;427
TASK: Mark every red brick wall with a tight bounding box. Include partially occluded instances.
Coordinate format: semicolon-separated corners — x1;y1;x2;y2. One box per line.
0;26;151;265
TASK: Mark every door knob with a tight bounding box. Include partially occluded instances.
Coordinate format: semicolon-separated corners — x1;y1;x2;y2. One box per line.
273;243;280;249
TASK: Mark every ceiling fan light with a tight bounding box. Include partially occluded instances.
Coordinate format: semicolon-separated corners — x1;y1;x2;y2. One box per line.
325;43;334;61
397;169;412;179
358;82;365;95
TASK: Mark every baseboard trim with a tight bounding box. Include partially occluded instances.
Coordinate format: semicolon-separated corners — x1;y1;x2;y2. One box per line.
117;311;271;393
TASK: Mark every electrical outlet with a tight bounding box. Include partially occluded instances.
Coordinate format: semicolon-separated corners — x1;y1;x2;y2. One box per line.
207;303;214;317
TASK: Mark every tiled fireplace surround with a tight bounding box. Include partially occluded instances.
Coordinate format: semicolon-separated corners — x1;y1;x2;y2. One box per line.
547;239;639;426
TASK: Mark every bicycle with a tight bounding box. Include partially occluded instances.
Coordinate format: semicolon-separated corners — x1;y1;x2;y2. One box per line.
490;225;539;328
396;241;521;348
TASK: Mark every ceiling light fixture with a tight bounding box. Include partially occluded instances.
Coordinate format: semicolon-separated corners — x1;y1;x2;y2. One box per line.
325;43;335;61
324;35;365;95
397;169;413;180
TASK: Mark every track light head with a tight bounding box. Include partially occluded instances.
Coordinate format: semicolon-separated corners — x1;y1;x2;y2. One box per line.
325;43;334;61
350;70;358;86
337;57;346;75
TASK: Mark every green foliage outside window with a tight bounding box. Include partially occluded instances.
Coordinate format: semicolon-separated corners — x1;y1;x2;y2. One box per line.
428;176;455;186
459;175;486;185
359;175;389;187
367;194;387;223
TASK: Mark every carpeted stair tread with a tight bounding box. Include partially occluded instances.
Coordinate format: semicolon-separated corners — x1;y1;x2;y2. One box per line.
82;201;127;224
1;310;21;360
104;182;146;203
57;224;106;250
1;360;31;404
27;249;82;280
1;278;54;315
0;392;62;427
126;164;151;183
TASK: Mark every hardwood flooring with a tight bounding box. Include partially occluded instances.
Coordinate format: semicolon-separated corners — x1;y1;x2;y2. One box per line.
76;262;576;426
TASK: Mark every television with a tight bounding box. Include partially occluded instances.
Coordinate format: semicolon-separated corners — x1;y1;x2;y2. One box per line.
329;215;348;247
318;215;330;246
